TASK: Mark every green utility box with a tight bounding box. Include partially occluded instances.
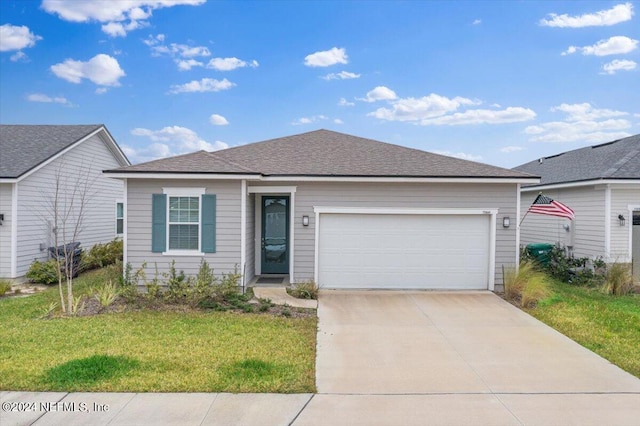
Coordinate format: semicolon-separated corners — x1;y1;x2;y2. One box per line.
526;243;554;266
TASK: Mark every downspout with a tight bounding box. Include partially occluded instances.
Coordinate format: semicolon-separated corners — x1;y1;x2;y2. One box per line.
515;183;521;270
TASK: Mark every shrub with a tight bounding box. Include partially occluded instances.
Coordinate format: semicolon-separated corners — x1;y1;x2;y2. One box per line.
604;263;634;296
95;281;120;308
80;239;123;272
0;280;12;296
26;259;60;285
503;261;551;308
163;260;190;302
288;281;318;300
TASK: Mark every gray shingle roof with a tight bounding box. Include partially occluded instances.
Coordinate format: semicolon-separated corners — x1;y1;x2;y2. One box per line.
109;129;534;179
513;134;640;187
0;125;104;178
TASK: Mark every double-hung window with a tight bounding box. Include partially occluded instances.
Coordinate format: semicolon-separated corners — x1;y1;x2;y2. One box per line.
152;188;216;254
116;202;124;236
168;196;200;250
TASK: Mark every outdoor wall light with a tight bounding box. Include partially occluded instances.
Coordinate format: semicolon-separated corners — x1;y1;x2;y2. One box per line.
563;224;571;232
502;217;510;228
618;214;626;226
0;214;3;226
302;215;309;226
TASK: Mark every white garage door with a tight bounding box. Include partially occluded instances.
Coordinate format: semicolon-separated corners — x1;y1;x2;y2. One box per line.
318;213;491;289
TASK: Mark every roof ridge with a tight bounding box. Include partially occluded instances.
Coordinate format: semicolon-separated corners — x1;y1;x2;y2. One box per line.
202;150;257;173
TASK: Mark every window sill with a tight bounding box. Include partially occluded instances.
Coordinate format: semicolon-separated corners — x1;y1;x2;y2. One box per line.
162;250;205;257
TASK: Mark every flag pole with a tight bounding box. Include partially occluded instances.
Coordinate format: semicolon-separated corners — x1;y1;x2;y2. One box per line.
519;192;542;227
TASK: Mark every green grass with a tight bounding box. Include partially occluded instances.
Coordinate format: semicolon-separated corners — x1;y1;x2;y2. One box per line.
526;279;640;378
0;269;317;393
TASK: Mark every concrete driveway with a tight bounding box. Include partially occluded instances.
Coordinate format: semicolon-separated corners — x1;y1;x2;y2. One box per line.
295;290;640;425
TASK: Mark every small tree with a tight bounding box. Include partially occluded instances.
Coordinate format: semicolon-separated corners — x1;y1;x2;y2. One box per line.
41;161;96;314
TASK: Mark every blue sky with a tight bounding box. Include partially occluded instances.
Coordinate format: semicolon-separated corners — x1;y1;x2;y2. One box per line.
1;1;638;168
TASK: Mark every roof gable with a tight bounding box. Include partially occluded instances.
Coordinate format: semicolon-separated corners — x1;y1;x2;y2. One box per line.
110;129;534;180
513;134;640;186
0;124;129;179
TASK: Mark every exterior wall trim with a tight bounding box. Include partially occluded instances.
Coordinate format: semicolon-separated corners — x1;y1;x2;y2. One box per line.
605;184;611;259
312;206;498;290
10;183;18;278
522;179;640;192
123;179;128;268
516;183;521;268
248;186;297;194
240;180;246;287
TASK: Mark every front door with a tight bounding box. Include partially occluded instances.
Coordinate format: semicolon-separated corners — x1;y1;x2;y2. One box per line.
261;196;289;274
633;211;640;282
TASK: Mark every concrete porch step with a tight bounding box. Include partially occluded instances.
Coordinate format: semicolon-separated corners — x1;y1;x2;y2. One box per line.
252;287;317;309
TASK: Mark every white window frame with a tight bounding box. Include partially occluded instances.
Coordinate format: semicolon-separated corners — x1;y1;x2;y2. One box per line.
115;200;124;236
162;187;206;256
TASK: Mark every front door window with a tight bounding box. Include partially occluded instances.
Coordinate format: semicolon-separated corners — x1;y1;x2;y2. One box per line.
261;196;289;274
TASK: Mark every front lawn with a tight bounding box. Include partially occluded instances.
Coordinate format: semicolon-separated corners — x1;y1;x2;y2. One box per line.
0;270;317;393
525;279;640;378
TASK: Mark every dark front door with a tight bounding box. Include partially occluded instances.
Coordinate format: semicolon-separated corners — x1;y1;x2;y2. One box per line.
261;196;289;274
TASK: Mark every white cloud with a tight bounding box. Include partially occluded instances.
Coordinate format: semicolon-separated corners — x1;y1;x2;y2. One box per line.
472;19;482;25
169;78;235;94
95;87;108;95
602;59;637;74
209;114;229;125
360;86;398;103
322;71;361;80
540;3;633;28
333;118;344;124
291;115;328;125
26;93;71;106
207;57;259;71
500;146;525;153
143;33;165;46
419;107;537;126
525;103;632;143
128;125;228;162
304;47;348;67
563;36;638;56
0;24;42;52
10;51;28;62
434;151;483;162
51;54;125;87
338;97;355;107
149;42;211;58
42;0;205;37
176;59;204;71
366;90;535;126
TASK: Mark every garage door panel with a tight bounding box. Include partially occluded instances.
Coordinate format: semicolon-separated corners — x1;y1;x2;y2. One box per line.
318;213;490;289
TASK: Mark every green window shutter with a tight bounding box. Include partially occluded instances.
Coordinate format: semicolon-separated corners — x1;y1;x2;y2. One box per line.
201;194;216;253
152;194;167;253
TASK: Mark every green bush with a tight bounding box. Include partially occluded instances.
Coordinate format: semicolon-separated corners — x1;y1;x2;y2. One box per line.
26;259;60;285
80;239;123;272
0;280;12;296
604;263;634;296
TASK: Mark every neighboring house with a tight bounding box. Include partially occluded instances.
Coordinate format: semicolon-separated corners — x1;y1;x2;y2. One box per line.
514;134;640;280
105;130;537;291
0;125;130;279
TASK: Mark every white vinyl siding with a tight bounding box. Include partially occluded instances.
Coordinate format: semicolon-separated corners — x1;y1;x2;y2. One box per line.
127;179;241;278
14;133;124;277
250;181;517;290
520;187;606;259
0;183;13;278
610;186;640;262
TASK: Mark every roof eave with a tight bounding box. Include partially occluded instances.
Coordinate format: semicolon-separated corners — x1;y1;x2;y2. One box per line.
521;177;640;191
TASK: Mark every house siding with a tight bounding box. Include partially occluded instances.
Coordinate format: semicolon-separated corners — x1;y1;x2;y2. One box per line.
15;134;124;277
520;186;606;259
251;181;517;290
0;183;13;278
610;185;640;262
126;179;241;278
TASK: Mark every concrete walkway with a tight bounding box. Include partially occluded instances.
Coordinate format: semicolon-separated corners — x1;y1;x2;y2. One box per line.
2;290;639;425
253;287;317;309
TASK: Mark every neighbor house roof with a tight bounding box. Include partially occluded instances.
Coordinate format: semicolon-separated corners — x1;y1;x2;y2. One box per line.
0;124;128;179
513;134;640;187
107;129;536;180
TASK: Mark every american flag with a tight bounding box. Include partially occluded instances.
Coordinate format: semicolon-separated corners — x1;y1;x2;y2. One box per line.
528;194;575;220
